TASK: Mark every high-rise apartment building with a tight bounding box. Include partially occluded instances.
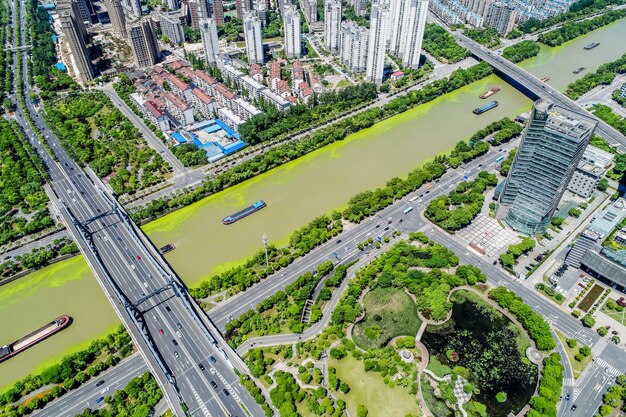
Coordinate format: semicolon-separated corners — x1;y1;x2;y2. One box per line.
340;21;368;72
200;18;220;64
243;11;264;64
104;0;127;38
212;0;224;25
59;11;94;83
128;19;160;67
497;100;598;235
283;4;302;59
236;0;253;18
159;12;185;44
57;0;88;41
189;0;209;28
299;0;318;23
324;0;342;55
123;0;142;17
389;0;429;68
365;2;390;84
485;2;516;35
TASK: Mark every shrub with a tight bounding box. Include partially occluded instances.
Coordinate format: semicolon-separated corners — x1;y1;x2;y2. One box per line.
581;314;596;328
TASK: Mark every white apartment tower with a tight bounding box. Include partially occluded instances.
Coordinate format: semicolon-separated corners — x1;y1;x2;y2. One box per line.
59;11;94;84
365;2;390;84
159;12;185;44
324;0;342;55
283;5;302;59
200;18;220;65
243;11;264;64
389;0;428;69
340;21;368;72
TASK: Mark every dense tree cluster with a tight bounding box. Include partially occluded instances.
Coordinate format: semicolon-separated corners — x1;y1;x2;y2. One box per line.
594;104;626;137
343;161;447;223
527;353;563;417
0;118;54;245
130;62;494;223
172;143;209;167
463;27;501;48
538;9;626;46
0;238;79;280
74;373;162;417
218;16;243;42
239;83;378;144
499;148;517;176
0;326;132;416
239;374;273;417
344;4;369;27
499;237;535;268
423;24;471;63
262;10;283;38
425;171;498;232
190;214;342;299
44;92;170;195
566;53;626;99
502;41;541;63
224;261;335;347
269;370;344;417
488;287;556;350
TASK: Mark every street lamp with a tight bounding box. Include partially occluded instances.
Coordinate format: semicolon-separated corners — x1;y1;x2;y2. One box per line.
263;233;269;268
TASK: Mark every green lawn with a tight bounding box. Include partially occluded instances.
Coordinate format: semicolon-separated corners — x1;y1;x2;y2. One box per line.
426;356;452;378
352;288;422;350
601;301;626;325
335;79;352;89
556;331;592;380
578;284;604;312
330;355;422;417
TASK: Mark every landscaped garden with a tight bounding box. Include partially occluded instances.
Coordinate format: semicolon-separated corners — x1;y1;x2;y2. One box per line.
352;288;422;350
602;297;626;325
556;331;592;379
578;284;604;312
421;290;538;417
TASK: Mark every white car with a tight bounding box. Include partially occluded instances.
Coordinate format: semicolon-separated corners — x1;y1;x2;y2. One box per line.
100;387;109;394
176;331;182;338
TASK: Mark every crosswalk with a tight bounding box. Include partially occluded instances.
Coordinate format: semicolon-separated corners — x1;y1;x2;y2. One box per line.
563;377;575;387
595;358;623;377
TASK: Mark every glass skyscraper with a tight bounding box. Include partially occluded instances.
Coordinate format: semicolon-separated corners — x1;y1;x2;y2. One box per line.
497;100;598;235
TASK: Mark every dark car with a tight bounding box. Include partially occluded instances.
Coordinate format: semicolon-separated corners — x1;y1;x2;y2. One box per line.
96;380;105;387
172;340;178;346
210;381;218;389
210;356;217;363
165;306;171;312
223;389;230;396
571;404;577;411
336;239;342;244
95;397;105;404
198;363;205;371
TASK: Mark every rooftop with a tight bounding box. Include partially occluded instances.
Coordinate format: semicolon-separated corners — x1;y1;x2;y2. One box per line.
588;198;626;237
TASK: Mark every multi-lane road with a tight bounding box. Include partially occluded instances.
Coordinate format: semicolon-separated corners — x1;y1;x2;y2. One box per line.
9;2;262;416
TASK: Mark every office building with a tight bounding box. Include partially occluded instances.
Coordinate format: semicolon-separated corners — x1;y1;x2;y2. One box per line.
129;19;160;67
243;12;264;64
236;0;253;18
104;0;127;37
365;2;390;84
59;11;94;83
496;100;598;235
324;0;342;54
283;5;301;59
566;145;614;198
340;21;368;72
200;18;220;64
159;11;185;44
212;0;224;24
485;1;516;35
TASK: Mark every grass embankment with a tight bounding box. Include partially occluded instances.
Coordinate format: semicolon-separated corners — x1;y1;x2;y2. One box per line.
556;331;592;379
330;355;422;417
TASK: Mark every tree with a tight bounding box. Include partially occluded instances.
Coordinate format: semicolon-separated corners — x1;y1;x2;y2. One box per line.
581;314;596;328
597;178;609;191
567;338;577;348
357;404;368;417
551;217;564;227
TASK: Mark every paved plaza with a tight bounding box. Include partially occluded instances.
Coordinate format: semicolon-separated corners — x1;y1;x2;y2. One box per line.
458;214;521;257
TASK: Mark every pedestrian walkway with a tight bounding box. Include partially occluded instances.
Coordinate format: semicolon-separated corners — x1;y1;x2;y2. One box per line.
595;358;622;377
563;377;575;387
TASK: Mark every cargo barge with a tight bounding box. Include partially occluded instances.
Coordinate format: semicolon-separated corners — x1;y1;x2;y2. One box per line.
0;315;71;363
223;200;266;225
573;67;586;74
159;244;175;254
473;101;498;115
479;87;500;99
584;42;600;50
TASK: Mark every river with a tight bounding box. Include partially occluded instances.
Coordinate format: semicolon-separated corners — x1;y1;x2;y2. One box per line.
1;17;625;391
